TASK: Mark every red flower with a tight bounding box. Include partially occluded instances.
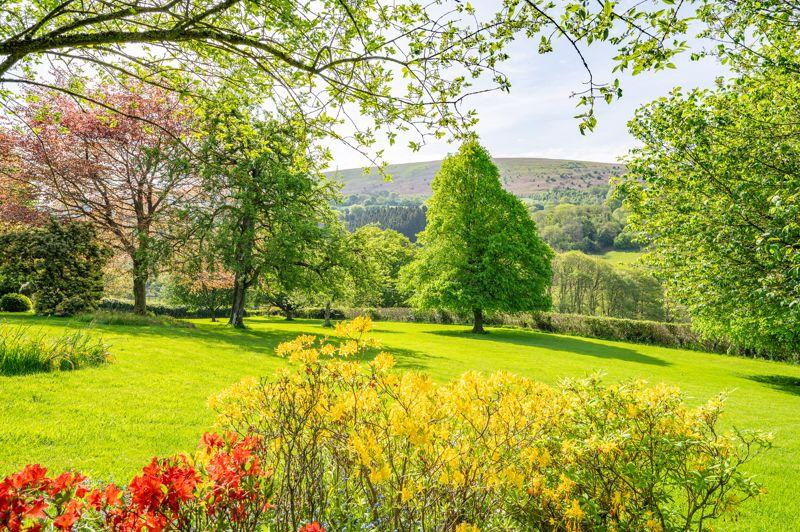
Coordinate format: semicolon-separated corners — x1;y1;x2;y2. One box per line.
53;499;83;530
299;522;325;532
202;432;224;451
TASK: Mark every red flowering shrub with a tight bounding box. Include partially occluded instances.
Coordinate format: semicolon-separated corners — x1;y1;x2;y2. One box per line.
0;432;274;531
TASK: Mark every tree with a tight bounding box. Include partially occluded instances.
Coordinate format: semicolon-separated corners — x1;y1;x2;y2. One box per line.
196;105;337;328
618;36;800;357
0;132;41;228
0;219;110;315
550;251;666;321
6;82;197;314
400;141;553;333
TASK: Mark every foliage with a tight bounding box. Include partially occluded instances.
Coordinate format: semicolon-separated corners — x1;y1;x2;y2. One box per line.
0;0;698;151
0;432;272;531
0;294;32;313
400;141;553;332
4;82;195;315
351;226;415;307
210;322;770;531
532;203;639;253
167;260;234;322
551;251;666;321
0;324;109;376
0;219;110;316
619;33;800;360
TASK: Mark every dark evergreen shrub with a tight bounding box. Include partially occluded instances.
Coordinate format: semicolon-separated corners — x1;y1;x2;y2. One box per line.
0;293;32;312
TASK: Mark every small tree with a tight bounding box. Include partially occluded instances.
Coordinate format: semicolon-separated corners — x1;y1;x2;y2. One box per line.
400;141;553;333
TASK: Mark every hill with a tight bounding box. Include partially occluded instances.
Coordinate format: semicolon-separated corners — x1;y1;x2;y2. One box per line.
328;157;625;198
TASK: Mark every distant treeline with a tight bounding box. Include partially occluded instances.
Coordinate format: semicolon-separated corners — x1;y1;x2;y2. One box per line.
342;204;427;241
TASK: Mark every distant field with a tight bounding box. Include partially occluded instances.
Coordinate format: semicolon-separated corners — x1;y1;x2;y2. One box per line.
1;313;798;530
597;250;644;265
327;157;625;198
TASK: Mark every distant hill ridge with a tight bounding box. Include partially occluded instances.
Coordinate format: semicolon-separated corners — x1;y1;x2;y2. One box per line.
327;157;625;198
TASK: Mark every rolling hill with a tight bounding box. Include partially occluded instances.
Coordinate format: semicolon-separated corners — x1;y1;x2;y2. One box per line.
328;157;625;198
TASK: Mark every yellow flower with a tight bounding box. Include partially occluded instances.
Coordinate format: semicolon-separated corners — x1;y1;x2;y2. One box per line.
564;498;585;520
371;351;395;372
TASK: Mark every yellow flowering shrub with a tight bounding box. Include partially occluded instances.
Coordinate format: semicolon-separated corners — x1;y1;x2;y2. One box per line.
211;319;771;531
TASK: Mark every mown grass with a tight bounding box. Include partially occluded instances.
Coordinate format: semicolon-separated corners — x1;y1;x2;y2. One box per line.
0;312;798;530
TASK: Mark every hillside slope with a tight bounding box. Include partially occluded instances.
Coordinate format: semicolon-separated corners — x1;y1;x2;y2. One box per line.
328;157;625;198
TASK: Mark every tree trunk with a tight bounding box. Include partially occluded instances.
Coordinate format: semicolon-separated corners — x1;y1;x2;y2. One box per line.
323;301;332;327
229;275;247;328
472;308;485;334
132;258;148;315
284;307;294;321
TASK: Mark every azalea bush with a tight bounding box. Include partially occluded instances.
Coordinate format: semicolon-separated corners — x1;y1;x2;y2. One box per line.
0;432;273;531
211;317;771;531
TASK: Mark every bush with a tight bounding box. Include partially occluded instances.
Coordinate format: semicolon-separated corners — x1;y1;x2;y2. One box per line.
0;432;272;531
0;324;110;375
208;320;770;531
74;310;195;328
99;298;223;319
0;293;32;312
0;220;110;315
53;295;92;317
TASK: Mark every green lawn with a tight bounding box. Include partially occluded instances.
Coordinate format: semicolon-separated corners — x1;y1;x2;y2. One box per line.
1;312;799;530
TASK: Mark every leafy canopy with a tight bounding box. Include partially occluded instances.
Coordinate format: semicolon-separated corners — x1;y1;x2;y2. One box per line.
618;28;800;359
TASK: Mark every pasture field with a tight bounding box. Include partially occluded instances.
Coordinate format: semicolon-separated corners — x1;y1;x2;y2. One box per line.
597;250;644;265
1;312;798;530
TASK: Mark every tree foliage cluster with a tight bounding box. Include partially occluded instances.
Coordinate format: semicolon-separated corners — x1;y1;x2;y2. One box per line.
400;141;553;333
551;251;667;322
342;204;427;242
532;203;639;254
619;1;800;358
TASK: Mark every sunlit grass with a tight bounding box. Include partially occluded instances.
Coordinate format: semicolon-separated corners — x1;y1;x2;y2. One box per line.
0;312;798;530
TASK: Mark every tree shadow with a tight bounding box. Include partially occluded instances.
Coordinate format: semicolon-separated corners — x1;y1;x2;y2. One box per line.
428;328;671;367
744;374;800;397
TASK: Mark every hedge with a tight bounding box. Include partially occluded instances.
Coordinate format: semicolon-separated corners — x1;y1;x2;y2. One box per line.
293;307;737;355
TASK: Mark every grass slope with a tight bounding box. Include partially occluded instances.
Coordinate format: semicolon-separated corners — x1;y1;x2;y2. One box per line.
328;157;624;198
1;313;798;530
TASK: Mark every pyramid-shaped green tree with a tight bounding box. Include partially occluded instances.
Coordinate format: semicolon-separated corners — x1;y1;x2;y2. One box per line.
400;141;554;333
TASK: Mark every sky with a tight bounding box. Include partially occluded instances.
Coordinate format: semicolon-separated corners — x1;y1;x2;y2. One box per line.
326;19;727;171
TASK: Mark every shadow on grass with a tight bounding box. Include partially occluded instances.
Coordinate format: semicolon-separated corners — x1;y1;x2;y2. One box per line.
745;374;800;396
1;314;440;371
428;327;671;367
